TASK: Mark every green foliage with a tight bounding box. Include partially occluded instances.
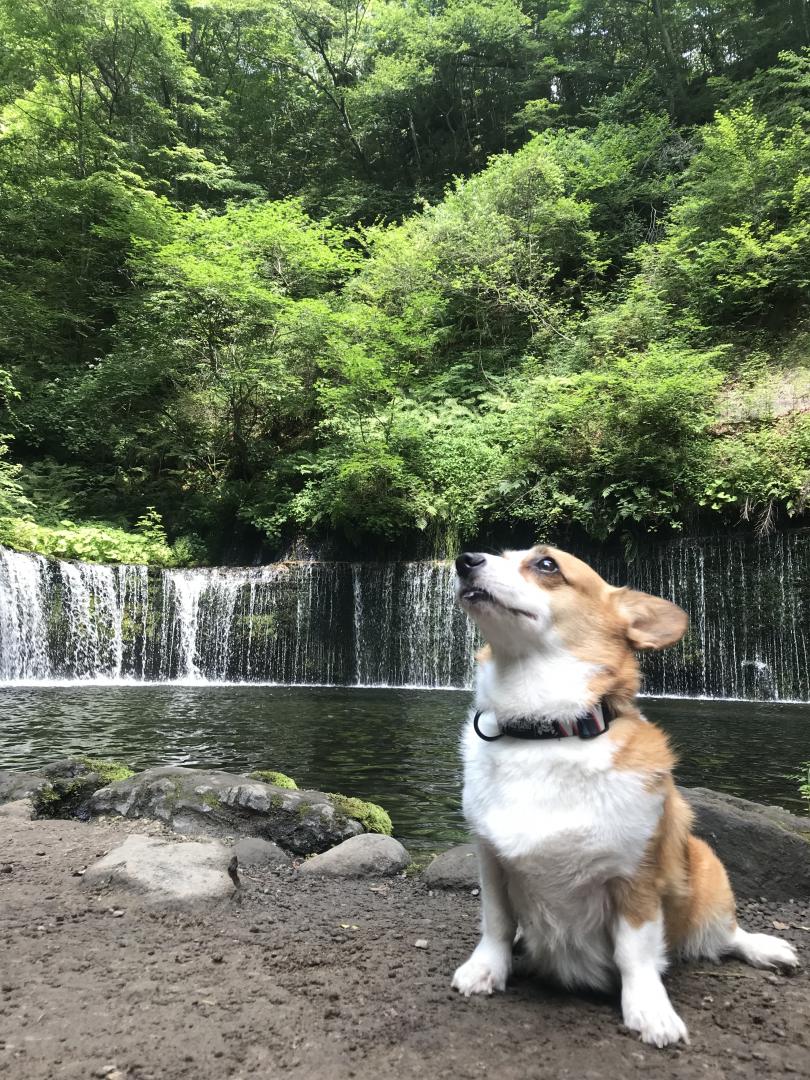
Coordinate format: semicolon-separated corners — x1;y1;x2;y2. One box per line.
492;345;726;537
289;398;502;541
0;2;808;558
328;792;393;836
648;106;810;329
701;414;810;533
250;770;299;790
0;441;31;519
0;512;179;565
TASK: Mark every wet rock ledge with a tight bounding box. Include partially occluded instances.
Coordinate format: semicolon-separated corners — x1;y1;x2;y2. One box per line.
0;757;398;855
1;758;808;902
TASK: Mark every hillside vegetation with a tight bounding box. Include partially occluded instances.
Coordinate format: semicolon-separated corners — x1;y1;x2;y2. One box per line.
0;0;808;562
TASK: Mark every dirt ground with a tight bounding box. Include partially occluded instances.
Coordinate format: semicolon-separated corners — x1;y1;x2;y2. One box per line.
1;809;808;1080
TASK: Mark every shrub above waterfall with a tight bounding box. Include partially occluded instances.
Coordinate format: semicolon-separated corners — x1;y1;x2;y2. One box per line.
0;511;187;566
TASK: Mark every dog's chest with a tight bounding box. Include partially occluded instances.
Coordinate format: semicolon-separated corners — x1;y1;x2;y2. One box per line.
462;731;662;883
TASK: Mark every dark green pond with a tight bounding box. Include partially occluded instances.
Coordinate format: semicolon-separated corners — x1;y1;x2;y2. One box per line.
1;686;807;848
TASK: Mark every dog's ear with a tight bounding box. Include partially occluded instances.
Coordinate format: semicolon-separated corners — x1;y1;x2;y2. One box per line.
612;588;688;651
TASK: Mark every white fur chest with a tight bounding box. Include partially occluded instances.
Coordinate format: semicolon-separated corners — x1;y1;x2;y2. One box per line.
461;717;665;990
461;718;663;885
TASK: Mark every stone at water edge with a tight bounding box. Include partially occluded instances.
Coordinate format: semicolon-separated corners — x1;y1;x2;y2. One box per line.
82;834;233;901
232;836;291;867
88;766;364;855
0;770;47;804
683;787;810;900
422;794;810;900
298;833;411;877
421;844;479;890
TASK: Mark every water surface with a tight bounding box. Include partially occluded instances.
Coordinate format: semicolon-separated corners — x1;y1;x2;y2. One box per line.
0;686;807;848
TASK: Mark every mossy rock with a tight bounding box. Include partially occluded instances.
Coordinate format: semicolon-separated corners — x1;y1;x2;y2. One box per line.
88;766;363;854
33;756;134;819
249;769;298;790
327;793;393;836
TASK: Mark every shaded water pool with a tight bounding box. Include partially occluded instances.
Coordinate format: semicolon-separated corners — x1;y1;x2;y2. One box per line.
0;686;807;848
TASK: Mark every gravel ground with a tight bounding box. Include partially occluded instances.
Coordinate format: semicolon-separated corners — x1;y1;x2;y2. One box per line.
1;810;808;1080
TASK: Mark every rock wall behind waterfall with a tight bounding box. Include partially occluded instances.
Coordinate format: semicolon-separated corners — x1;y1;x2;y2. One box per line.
0;531;807;699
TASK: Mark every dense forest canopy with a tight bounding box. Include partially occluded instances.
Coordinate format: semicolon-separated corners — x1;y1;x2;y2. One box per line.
0;0;808;563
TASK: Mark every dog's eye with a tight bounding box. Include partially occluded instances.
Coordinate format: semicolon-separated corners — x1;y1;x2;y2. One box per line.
535;556;558;574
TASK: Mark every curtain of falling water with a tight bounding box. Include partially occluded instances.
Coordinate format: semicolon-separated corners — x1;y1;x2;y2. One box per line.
0;531;807;699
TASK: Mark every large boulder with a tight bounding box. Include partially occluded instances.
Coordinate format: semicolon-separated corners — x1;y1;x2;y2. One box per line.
83;834;233;901
683;786;810;900
298;833;411;878
88;766;364;855
423;795;810;900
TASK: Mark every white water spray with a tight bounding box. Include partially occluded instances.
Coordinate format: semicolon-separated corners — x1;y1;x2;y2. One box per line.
0;534;807;699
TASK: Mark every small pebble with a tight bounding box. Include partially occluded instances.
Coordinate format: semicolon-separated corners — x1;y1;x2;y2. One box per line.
413;939;428;949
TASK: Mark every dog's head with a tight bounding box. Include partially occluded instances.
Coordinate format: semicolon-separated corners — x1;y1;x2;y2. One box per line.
455;545;687;699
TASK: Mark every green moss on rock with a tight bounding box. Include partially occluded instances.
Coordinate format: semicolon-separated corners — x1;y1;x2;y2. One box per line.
78;757;134;784
249;770;298;790
327;793;393;836
33;783;65;812
33;777;92;818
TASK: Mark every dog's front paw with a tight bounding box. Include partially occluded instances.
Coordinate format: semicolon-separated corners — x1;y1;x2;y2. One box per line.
452;954;508;997
622;991;689;1048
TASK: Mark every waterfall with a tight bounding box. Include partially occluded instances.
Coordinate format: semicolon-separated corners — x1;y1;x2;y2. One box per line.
0;532;807;699
586;532;809;701
351;561;478;687
0;546;50;680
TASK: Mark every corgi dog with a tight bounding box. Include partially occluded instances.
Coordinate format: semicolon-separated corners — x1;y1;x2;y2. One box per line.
452;545;798;1047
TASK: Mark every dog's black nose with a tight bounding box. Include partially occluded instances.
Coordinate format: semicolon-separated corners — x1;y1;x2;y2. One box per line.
455;552;486;577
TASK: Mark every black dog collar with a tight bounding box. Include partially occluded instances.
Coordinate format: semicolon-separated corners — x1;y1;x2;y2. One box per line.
473;701;613;742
